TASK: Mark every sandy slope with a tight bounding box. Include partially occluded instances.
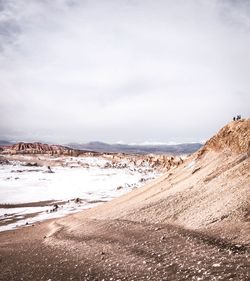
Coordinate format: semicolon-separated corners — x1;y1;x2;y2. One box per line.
0;119;249;281
65;119;250;244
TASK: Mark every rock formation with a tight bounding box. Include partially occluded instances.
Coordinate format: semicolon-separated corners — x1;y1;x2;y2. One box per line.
0;142;186;171
1;142;81;156
197;119;250;156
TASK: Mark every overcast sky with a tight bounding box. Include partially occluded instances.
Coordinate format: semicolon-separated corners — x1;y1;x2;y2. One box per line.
0;0;249;144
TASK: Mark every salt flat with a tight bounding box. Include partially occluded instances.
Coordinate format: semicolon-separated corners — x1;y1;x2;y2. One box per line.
0;155;160;232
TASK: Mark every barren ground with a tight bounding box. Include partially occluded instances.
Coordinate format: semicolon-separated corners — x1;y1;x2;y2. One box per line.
0;218;249;281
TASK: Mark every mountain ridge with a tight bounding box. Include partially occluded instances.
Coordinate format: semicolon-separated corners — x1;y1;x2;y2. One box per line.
67;141;202;155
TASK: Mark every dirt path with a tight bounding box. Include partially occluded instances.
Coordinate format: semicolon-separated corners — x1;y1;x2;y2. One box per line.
0;219;249;281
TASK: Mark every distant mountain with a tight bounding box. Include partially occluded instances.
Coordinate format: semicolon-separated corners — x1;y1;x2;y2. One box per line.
0;140;12;147
67;141;202;155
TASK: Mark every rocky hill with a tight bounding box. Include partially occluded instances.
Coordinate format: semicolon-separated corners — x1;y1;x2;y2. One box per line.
198;119;250;156
1;142;81;156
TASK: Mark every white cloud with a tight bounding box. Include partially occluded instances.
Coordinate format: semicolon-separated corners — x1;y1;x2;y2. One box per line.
0;0;250;143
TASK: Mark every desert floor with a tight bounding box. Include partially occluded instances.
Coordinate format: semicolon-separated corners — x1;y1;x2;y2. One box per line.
0;216;249;281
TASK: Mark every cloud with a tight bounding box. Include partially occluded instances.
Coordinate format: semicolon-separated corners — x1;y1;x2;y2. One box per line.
0;0;250;143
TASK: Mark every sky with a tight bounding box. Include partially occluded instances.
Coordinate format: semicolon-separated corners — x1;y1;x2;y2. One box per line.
0;0;250;144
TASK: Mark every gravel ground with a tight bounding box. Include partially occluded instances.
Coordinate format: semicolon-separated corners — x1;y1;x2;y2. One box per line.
0;219;249;281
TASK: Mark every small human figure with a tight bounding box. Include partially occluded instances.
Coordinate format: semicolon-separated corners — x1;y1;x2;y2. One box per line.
233;117;236;121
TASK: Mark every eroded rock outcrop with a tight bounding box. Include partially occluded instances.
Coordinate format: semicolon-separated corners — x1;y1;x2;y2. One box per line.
197;119;250;157
1;142;187;172
102;154;184;171
1;142;80;156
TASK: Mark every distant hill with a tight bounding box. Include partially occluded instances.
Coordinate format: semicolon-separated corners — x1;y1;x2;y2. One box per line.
67;141;202;155
0;140;12;147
